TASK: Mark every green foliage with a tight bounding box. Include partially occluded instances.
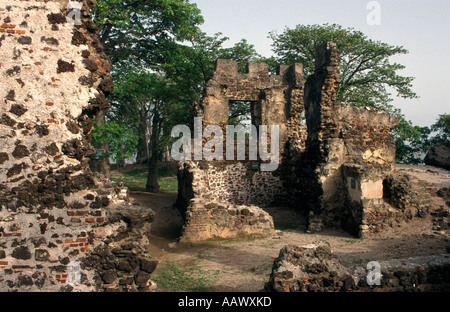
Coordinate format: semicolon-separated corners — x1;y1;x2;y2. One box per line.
270;23;418;112
92;0;206;173
91;121;140;163
94;0;204;66
394;113;449;164
393;119;431;164
228;101;252;127
431;113;450;147
219;38;262;73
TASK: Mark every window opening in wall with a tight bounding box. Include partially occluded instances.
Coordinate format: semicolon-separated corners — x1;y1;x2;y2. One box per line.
228;101;253;128
300;110;306;127
227;100;258;161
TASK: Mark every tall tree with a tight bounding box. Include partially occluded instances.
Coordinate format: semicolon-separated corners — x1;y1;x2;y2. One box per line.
91;0;204;165
270;23;417;111
162;32;263;96
108;65;154;164
90;0;204;189
92;1;263;191
106;67;183;191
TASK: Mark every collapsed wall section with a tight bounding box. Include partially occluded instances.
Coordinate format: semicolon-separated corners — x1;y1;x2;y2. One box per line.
293;43;399;236
265;241;450;292
0;0;155;292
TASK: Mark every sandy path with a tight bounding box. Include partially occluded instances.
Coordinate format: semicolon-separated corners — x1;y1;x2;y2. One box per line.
129;192;449;292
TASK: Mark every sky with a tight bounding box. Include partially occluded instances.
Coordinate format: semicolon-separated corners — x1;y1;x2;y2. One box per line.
190;0;450;127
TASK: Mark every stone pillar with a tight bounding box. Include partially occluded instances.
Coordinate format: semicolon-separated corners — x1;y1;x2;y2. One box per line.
0;0;155;292
299;42;397;234
300;42;342;232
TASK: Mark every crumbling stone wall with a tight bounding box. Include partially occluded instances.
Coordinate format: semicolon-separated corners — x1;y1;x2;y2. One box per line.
177;59;307;242
381;167;449;234
177;43;401;241
177;161;275;242
265;241;450;292
195;59;304;146
291;43;398;235
180;161;284;207
0;0;155;292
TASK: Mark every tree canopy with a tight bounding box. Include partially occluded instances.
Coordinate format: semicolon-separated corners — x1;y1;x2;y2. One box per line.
94;0;204;66
270;23;418;112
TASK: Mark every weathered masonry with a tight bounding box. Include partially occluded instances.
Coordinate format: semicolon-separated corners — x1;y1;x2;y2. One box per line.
266;241;450;292
176;57;305;242
176;42;401;241
292;42;399;236
0;0;156;292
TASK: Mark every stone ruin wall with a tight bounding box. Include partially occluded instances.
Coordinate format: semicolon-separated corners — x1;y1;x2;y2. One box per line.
287;43;446;237
178;42;405;241
291;42;399;237
265;240;450;292
0;0;156;292
176;58;308;242
185;162;284;206
177;161;276;242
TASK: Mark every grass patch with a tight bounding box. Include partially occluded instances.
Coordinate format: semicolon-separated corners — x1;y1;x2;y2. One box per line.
111;164;178;192
151;262;211;292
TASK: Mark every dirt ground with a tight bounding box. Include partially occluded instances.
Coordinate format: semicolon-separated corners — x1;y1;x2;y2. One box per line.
129;167;450;292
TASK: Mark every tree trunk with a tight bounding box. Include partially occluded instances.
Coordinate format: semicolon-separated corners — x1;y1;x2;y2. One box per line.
162;145;171;162
146;154;159;192
136;107;150;164
117;157;126;168
136;139;149;164
116;143;126;168
146;111;160;192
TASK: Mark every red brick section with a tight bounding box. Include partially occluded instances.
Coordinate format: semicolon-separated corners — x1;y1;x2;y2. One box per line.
2;232;22;237
67;210;106;224
60;237;90;254
55;274;68;284
0;24;26;35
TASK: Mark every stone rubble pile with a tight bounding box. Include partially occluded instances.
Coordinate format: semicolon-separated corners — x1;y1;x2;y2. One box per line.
265;241;450;292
